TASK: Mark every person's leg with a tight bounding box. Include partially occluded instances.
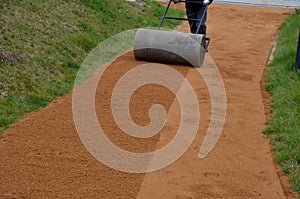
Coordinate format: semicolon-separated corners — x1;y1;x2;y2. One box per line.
186;9;198;34
195;6;207;35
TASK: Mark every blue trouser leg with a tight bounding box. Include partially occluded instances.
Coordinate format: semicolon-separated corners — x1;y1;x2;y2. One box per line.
186;6;207;35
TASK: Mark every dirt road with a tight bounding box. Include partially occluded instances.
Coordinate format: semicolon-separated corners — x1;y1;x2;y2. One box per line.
0;3;298;199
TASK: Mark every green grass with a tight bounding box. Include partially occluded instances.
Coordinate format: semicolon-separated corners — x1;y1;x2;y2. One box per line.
0;0;184;133
264;9;300;193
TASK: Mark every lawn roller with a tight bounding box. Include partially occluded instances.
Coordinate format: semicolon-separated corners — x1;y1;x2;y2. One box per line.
134;0;210;67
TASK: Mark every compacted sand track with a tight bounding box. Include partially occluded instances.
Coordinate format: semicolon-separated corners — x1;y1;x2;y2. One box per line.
0;3;298;199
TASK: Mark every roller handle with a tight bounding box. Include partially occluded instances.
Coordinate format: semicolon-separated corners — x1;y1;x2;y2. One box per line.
158;0;208;33
158;0;210;52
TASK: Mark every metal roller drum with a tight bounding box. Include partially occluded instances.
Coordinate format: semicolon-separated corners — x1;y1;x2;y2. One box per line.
134;28;206;68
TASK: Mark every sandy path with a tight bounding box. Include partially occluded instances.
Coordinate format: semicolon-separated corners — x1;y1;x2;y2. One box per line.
137;3;296;199
0;3;298;199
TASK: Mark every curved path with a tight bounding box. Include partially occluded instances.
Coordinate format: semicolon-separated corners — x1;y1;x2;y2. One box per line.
0;3;298;199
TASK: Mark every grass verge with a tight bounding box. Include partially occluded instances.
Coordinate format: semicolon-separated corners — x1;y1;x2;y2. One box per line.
264;9;300;193
0;0;184;133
